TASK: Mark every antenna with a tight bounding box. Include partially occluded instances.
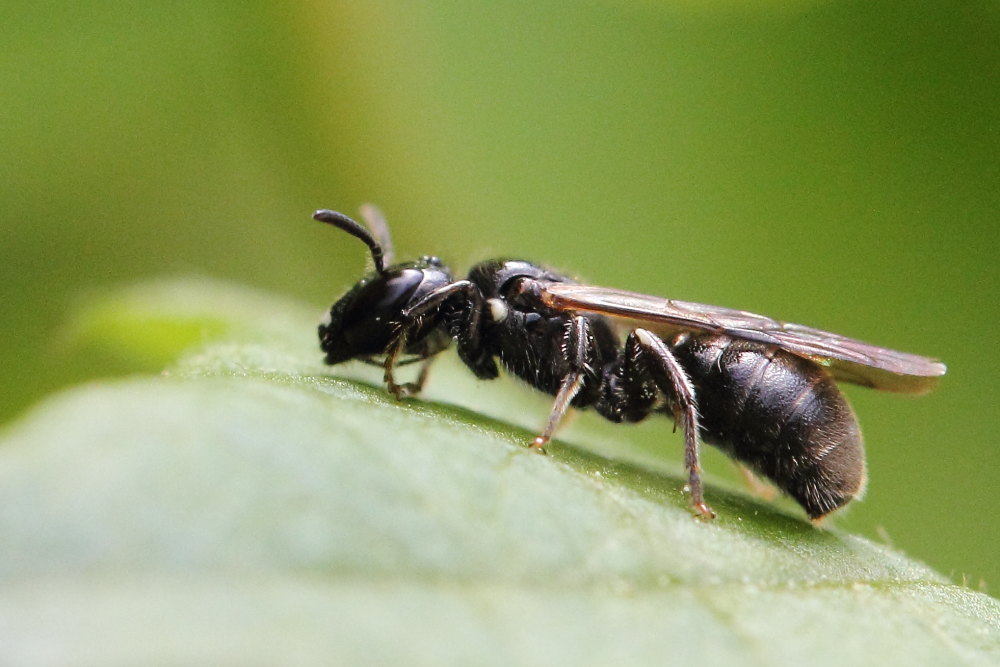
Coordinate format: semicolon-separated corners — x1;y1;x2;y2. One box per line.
314;209;387;274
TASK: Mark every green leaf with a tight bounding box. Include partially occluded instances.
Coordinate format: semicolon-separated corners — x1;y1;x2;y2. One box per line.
1;278;997;665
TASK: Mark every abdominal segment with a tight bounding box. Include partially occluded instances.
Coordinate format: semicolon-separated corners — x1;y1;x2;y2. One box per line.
671;334;866;519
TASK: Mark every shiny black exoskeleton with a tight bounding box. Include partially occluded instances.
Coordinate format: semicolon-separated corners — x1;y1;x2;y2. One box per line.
315;206;939;520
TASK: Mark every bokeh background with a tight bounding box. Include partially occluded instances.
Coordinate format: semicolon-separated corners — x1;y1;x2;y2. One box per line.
2;3;997;589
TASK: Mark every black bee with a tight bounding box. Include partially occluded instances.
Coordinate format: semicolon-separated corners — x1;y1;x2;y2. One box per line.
315;205;946;520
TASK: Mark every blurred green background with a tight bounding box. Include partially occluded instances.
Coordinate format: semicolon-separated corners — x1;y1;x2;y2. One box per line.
2;2;997;589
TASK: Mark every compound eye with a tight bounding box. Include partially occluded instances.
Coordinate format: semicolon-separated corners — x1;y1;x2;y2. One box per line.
374;270;424;311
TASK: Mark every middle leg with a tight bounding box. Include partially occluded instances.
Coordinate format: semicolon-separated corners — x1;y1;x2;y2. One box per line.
531;315;594;452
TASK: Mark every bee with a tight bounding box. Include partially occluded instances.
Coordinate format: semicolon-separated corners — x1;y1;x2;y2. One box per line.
315;205;946;520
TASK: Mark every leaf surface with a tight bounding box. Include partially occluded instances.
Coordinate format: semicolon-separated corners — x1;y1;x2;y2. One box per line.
1;278;996;665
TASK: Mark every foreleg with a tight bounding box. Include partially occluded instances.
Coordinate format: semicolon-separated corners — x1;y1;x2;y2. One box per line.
383;280;494;398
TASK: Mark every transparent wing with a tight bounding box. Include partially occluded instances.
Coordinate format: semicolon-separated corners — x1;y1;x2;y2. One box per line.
539;283;946;394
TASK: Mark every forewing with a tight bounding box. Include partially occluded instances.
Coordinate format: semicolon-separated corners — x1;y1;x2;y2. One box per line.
539;283;946;394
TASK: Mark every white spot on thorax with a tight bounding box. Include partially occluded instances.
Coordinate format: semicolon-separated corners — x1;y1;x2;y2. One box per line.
487;298;508;322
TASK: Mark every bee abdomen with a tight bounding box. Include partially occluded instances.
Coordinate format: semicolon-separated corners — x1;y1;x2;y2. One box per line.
673;335;866;519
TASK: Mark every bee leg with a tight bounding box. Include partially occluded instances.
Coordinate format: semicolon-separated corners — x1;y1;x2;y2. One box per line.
382;351;436;400
739;465;777;501
383;279;491;399
382;328;413;400
408;356;435;394
632;329;715;520
531;315;592;453
595;331;658;424
449;286;498;381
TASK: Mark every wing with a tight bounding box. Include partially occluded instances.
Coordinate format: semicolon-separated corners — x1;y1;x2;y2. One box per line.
539;283;946;394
